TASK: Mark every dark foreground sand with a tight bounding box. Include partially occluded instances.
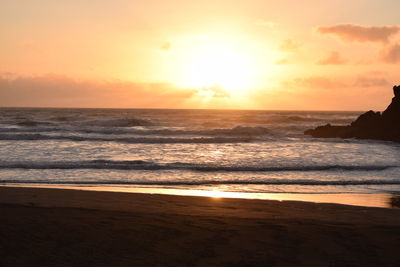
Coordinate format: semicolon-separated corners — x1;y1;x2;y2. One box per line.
1;187;400;266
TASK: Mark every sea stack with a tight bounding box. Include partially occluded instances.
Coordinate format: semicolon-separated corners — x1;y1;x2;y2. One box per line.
304;85;400;142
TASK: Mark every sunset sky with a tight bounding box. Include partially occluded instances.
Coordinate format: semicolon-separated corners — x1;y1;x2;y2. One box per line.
1;0;399;110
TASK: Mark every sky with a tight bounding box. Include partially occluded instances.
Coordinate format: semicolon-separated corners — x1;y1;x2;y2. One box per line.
1;0;399;110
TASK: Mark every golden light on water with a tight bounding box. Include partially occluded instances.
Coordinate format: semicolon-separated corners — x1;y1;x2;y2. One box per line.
4;184;394;208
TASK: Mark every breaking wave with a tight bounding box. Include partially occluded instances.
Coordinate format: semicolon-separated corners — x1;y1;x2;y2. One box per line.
0;160;397;172
16;120;54;127
0;133;254;143
1;179;400;186
0;125;273;137
0;125;275;142
5;117;153;128
265;115;355;124
76;118;153;127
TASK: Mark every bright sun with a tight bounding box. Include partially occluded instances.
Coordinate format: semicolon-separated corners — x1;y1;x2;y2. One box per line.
177;36;260;95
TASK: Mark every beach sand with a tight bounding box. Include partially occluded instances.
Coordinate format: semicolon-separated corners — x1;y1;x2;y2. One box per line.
1;187;400;266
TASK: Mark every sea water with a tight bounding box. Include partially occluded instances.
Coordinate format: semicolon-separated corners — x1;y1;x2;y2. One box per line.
0;108;399;200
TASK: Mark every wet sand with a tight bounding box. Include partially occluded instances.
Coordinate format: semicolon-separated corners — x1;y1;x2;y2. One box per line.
1;186;400;266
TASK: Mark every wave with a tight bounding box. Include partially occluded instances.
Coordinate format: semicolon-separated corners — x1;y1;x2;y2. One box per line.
0;160;397;172
0;125;273;136
76;118;153;127
283;116;325;122
0;127;64;133
3;117;153;128
0;133;253;143
100;126;273;137
50;115;85;122
86;125;273;137
16;120;54;127
1;179;400;186
265;115;355;124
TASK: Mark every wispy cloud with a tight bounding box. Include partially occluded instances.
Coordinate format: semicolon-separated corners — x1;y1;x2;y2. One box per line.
353;76;390;87
275;58;291;65
283;76;346;90
317;24;400;43
160;41;171;51
19;40;37;48
195;86;229;98
317;51;347;65
380;43;400;63
0;73;195;108
283;73;391;91
279;39;301;52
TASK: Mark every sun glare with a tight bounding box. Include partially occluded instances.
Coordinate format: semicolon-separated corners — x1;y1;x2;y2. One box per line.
177;36;260;95
186;46;254;93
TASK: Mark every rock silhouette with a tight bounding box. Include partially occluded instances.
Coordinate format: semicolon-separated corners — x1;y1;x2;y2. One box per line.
304;85;400;142
390;195;400;208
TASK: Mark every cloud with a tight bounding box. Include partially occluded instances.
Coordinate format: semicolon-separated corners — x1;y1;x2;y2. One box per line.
195;86;229;98
19;40;36;48
0;73;195;108
275;58;290;65
284;76;346;90
380;43;400;63
279;39;301;52
354;58;374;65
317;24;400;43
160;42;171;51
283;72;391;92
285;74;390;91
353;76;390;87
255;71;395;110
273;74;393;110
317;51;347;65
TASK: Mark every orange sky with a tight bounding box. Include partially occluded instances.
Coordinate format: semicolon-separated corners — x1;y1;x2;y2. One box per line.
1;0;399;110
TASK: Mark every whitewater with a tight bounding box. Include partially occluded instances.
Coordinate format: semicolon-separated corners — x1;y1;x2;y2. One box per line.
1;108;400;195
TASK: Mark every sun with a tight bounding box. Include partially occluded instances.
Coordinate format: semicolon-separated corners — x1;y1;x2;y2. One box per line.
177;36;260;95
185;45;254;93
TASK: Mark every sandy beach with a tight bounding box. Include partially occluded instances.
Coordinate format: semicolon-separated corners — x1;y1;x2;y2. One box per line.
1;187;400;266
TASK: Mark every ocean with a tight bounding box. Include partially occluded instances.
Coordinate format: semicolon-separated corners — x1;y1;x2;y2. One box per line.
1;108;400;201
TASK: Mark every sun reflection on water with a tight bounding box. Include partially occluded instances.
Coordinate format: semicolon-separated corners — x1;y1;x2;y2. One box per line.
2;184;395;208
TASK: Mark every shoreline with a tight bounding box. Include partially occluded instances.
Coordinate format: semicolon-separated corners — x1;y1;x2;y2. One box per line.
1;183;399;208
2;185;400;221
1;186;400;266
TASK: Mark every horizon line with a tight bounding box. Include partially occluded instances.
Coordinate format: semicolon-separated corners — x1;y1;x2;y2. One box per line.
0;106;367;113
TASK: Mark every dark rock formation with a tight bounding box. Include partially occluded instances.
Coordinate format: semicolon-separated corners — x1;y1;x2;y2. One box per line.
304;85;400;142
390;195;400;209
